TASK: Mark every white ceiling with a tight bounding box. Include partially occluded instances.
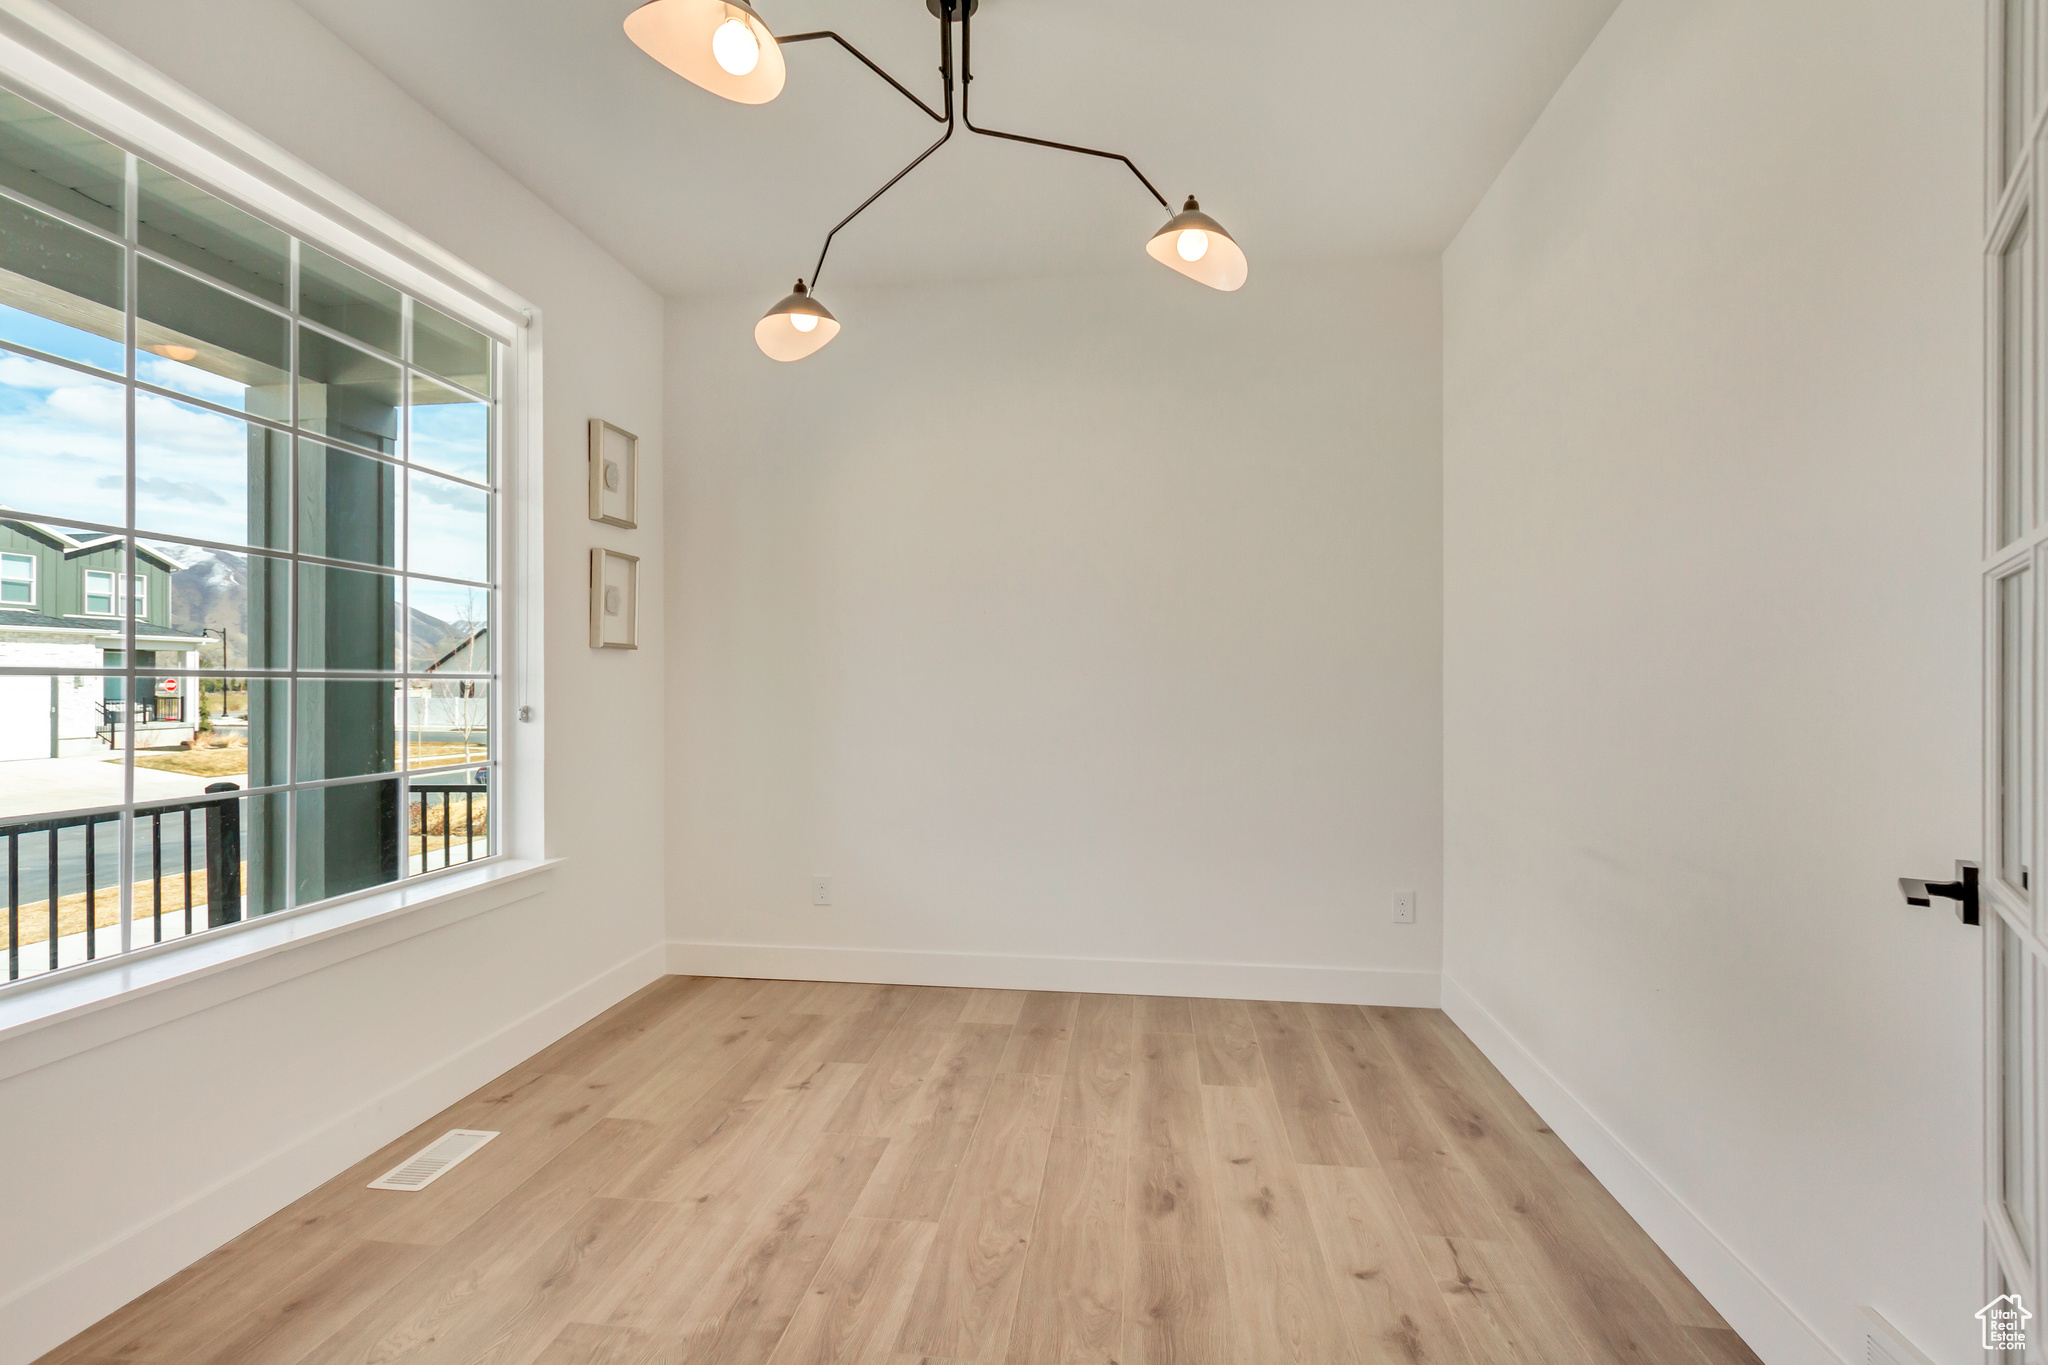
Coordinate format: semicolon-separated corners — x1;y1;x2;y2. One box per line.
290;0;1618;299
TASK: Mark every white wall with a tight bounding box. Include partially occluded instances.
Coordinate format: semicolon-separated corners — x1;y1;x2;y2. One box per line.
4;2;1985;1361
666;258;1443;1003
0;3;666;1360
1442;4;1981;1362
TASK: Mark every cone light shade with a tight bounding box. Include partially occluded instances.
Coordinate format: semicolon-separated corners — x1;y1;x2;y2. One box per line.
625;0;786;104
755;281;840;361
1145;197;1247;291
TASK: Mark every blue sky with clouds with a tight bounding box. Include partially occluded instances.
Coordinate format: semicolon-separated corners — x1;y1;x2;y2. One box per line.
0;303;488;585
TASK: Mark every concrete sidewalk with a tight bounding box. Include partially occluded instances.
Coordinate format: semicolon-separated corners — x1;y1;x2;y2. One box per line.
0;755;218;820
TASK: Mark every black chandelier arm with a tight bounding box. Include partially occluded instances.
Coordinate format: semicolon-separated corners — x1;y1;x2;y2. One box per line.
777;31;948;124
799;0;1175;292
956;1;1171;211
963;123;1169;212
810;117;954;288
807;15;957;289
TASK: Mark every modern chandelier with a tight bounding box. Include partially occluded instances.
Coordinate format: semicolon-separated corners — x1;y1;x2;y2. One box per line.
624;0;1248;361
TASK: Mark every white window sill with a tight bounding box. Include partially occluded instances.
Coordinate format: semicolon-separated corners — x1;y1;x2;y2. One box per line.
0;856;562;1077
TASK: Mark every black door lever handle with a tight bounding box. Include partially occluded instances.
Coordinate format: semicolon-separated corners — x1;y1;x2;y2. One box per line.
1899;860;1980;926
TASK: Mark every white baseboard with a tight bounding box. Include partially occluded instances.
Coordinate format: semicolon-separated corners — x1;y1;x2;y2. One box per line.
0;941;666;1365
666;939;1441;1007
1439;974;1847;1365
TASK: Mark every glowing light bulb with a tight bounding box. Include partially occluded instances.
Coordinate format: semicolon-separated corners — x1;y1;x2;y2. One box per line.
1176;229;1209;263
711;18;760;76
790;312;818;334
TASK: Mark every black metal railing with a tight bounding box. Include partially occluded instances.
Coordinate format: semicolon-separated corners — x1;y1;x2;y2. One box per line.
3;783;241;982
96;700;146;747
409;781;488;872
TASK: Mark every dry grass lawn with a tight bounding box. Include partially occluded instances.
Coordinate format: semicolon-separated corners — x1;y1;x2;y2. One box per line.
410;793;486;857
205;689;248;715
129;748;252;779
5;769;488;956
123;738;481;781
408;742;487;769
4;864;244;949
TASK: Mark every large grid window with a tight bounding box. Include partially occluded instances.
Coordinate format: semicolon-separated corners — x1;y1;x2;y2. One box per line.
0;87;499;987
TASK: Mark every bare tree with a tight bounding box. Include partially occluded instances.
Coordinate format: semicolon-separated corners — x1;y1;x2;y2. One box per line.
452;680;486;763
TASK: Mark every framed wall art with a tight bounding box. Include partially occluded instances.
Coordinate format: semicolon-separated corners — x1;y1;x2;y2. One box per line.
588;418;638;529
590;547;639;650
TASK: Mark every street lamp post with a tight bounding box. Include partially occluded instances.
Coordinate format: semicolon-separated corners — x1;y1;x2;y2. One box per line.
213;628;230;709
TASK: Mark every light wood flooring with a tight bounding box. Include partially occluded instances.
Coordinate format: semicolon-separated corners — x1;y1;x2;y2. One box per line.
37;976;1764;1365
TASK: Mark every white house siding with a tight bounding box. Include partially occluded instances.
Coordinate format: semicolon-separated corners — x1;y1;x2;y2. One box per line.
0;675;47;760
0;632;200;757
0;631;98;759
0;632;99;669
54;670;99;757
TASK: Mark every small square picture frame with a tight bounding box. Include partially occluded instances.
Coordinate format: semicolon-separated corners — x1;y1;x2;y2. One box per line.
590;547;639;650
588;418;638;529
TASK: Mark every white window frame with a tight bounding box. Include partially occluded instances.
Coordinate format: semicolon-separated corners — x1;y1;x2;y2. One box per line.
82;570;142;618
81;568;114;616
0;3;548;1032
1;550;36;606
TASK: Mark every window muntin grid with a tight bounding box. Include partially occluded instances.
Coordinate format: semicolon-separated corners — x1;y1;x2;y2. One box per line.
0;87;500;989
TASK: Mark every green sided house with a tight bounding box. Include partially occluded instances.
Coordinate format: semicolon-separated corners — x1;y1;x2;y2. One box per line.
0;519;207;758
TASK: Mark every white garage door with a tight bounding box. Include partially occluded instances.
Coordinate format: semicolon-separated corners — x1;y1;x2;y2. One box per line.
0;674;52;760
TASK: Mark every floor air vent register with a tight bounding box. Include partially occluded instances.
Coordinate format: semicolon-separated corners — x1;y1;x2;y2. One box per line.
1860;1307;1935;1365
367;1130;499;1191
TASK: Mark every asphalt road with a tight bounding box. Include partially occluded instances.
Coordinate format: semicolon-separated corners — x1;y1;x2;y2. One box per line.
0;813;215;911
2;779;484;911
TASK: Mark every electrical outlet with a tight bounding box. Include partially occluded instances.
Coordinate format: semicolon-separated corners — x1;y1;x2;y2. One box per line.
1392;890;1416;924
811;876;831;907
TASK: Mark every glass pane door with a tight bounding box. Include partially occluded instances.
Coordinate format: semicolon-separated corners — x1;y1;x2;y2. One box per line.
1988;4;2048;1340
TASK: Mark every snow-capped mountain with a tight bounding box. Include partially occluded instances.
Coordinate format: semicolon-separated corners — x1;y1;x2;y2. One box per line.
152;541;247;662
147;541;465;668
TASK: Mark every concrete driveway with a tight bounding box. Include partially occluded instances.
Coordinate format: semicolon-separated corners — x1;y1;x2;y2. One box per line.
0;755;220;821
